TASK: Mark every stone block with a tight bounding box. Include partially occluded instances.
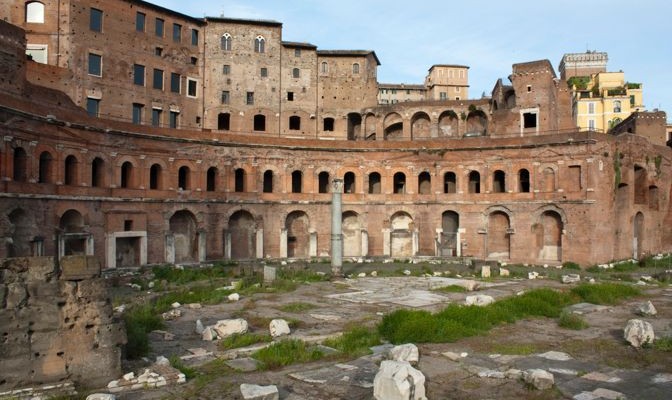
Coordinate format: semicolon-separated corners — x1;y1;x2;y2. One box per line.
240;383;279;400
388;343;419;365
624;319;654;348
18;305;60;332
481;266;491;278
76;279;108;300
561;274;581;284
86;394;116;400
269;319;290;338
465;294;495;306
2;257;31;273
263;266;276;282
68;348;122;388
6;283;28;308
373;360;427;400
26;281;61;301
635;301;657;316
60;256;101;281
523;369;554;390
26;257;57;281
213;318;248;338
499;268;510;277
0;284;6;308
30;352;68;382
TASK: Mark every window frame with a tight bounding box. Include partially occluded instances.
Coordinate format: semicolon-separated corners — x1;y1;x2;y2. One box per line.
186;77;198;98
25;1;45;24
132;103;143;124
170;73;180;93
135;12;145;32
246;92;254;105
254;35;265;53
133;64;145;86
153;68;164;90
155;18;164;37
86;98;100;117
172;23;182;43
88;52;102;77
191;29;199;46
221;33;232;51
90;8;103;32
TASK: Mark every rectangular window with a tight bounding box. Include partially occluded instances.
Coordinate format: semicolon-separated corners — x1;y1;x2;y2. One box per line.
86;98;99;117
221;91;230;104
169;111;179;128
456;87;461;93
153;69;163;90
588;119;595;131
292;68;300;78
170;73;180;93
223;64;230;75
133;64;145;86
152;108;162;127
294;48;301;57
155;18;164;37
88;53;102;76
191;29;199;46
187;78;197;98
246;92;254;105
136;12;145;32
588;102;595;114
287;92;294;101
190;56;197;65
155;47;163;56
523;112;537;128
260;67;267;77
90;8;102;32
132;103;143;124
172;23;181;43
439;92;447;100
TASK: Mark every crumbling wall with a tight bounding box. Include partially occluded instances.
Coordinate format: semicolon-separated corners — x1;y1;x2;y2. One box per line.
0;256;125;391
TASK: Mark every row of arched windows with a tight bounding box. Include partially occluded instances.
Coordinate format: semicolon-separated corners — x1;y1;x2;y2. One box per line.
220;33;265;53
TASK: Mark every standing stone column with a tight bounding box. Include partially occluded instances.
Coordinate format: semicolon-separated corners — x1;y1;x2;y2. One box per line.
331;178;344;277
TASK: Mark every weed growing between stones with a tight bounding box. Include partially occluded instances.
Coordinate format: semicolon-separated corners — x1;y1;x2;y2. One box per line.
218;333;272;350
653;337;672;352
323;325;382;358
152;264;235;285
557;311;589;330
252;339;324;370
379;284;637;344
432;285;468;293
169;355;198;379
123;304;165;359
278;302;319;313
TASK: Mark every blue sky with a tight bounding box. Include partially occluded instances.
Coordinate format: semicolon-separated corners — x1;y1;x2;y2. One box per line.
152;0;670;118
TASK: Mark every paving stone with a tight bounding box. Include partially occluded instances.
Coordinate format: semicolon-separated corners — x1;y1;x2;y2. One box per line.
565;303;610;315
651;373;672;383
581;371;622;383
537;351;573;361
225;357;259;372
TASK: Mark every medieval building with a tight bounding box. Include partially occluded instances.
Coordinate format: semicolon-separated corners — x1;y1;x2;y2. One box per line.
1;0;671;269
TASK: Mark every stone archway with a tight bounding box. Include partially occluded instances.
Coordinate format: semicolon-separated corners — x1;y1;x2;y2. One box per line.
286;211;309;258
169;210;198;263
487;211;510;259
59;209;89;256
390;211;413;257
536;211;563;261
343;211;363;257
229;210;256;260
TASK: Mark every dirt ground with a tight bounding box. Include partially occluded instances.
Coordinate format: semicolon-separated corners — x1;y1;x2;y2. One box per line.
109;265;672;400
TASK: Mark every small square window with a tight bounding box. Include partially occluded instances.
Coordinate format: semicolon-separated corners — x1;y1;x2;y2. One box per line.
287;92;294;101
172;23;181;43
124;220;133;231
292;68;300;78
190;56;197;65
260;67;268;77
523;112;537;128
246;92;254;105
136;12;145;32
90;8;102;32
221;91;230;104
187;78;197;98
223;64;230;75
155;18;164;37
88;53;102;76
155;47;163;56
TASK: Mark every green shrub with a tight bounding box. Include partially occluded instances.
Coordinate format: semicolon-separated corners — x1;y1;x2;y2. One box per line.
653;337;672;352
219;333;272;350
433;285;467;293
169;355;198;379
558;311;588;330
151;265;232;284
123;305;164;359
252;339;323;369
323;326;381;358
562;262;581;270
571;283;640;305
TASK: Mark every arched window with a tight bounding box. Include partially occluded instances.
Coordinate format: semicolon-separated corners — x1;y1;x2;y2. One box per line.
393;172;406;194
234;168;246;192
221;33;232;51
518;169;530;192
444;172;456;193
321;61;328;74
254;35;265;53
178;166;190;190
149;164;161;190
468;171;480;194
121;162;133;188
318;171;330;193
207;167;217;192
493;170;506;193
263;170;273;193
418;172;431;194
218;113;230;130
352;63;360;74
91;157;104;187
368;172;381;194
289;116;301;130
64;155;78;186
344;172;356;193
38;151;53;183
26;1;45;23
291;170;302;193
13;147;27;182
292;68;300;78
613;100;622;113
254;114;266;131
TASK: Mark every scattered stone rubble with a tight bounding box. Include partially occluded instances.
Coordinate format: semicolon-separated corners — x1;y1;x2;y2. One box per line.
106;361;186;393
202;318;249;341
635;300;657;316
239;383;279;400
373;360;427;400
623;319;655;348
269;319;291;338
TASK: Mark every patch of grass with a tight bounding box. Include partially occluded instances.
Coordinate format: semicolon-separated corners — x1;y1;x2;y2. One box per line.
323;326;381;358
278;267;330;283
486;343;538;355
219;333;272;350
558;311;588;330
153;285;234;313
279;302;318;313
151;265;233;285
123;304;165;359
613;261;638;272
609;273;636;282
570;283;640;305
252;339;323;370
562;262;581;270
653;337;672;352
433;285;467;293
169;355;198;379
